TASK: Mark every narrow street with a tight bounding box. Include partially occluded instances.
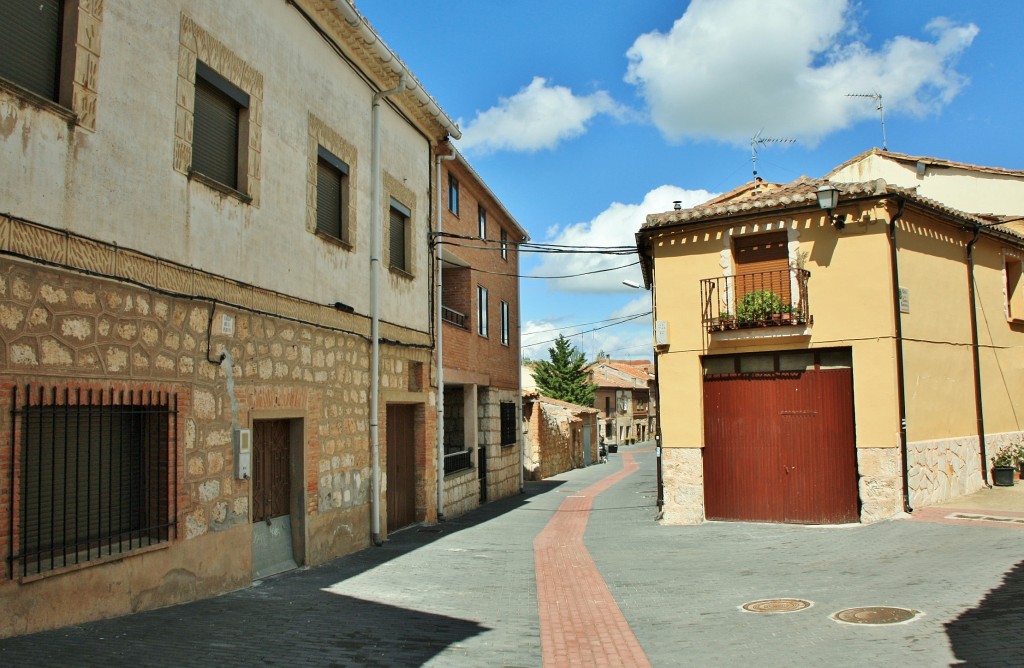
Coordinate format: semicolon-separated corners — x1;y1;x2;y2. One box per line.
1;444;1021;667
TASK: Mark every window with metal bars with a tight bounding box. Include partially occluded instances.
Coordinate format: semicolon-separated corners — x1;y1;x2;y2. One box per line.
500;402;517;446
192;61;249;192
0;0;64;102
8;386;177;578
389;201;410;273
316;146;349;244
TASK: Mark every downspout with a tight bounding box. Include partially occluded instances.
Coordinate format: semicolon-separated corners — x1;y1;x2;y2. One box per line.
966;225;990;486
887;196;912;513
435;149;456;521
518;240;526;493
370;74;409;546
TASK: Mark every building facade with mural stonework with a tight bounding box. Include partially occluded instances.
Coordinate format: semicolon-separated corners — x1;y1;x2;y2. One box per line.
0;0;461;637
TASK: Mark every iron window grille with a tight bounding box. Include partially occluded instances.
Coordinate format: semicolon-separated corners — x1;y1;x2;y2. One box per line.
7;386;178;578
500;402;517;446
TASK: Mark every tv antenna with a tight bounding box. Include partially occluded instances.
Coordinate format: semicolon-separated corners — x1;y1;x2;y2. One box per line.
750;130;795;185
847;92;886;150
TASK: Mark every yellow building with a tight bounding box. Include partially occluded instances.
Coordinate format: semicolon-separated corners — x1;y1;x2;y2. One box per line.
637;169;1024;525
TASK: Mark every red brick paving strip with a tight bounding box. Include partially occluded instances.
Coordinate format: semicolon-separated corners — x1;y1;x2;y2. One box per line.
534;452;652;667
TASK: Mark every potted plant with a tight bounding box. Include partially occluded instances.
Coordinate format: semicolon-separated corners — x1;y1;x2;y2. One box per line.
991;445;1017;486
736;290;783;326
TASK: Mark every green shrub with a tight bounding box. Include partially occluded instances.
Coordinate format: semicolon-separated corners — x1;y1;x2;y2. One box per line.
736;290;783;323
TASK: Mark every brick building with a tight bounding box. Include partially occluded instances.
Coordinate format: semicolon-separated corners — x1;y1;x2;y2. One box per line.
438;148;529;517
0;0;461;636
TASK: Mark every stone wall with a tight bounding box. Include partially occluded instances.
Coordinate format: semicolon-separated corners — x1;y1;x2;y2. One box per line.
660;447;704;525
907;432;1021;509
857;447;904;523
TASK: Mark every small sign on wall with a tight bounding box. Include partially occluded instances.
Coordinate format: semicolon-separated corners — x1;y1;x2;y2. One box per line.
655;320;669;346
899;288;910;314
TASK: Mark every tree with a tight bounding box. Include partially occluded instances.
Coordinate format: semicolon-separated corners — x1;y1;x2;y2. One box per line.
532;335;597;406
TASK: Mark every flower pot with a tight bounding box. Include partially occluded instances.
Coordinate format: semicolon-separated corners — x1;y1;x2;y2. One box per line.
992;466;1016;487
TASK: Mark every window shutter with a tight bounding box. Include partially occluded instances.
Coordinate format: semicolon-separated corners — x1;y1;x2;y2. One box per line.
193;74;240;189
316;160;343;240
389;208;406;272
1;0;64;101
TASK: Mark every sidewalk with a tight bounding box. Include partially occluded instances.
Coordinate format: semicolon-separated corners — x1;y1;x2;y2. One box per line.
1;446;1022;667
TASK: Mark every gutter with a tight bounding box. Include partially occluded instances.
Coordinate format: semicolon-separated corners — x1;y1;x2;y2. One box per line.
887;196;912;514
369;75;409;546
435;149;456;521
966;226;990;486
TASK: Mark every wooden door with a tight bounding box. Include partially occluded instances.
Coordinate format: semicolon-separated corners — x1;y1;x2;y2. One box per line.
703;368;859;524
253;419;291;522
386;405;416;530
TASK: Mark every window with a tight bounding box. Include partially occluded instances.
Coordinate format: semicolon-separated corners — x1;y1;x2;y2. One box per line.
443;387;471;474
389;199;411;273
500;402;517;446
192;61;249;192
316;146;350;244
605;396;611;415
500;300;510;346
10;387;176;577
477;285;488;337
448;173;459;215
478;206;487;239
0;1;103;129
2;0;64;101
1006;255;1024;321
501;229;508;260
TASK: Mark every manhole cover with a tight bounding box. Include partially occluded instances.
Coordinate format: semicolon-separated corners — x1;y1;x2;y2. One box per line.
833;606;920;625
741;598;812;613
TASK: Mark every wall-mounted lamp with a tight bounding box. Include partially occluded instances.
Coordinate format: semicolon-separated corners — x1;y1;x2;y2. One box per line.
672;200;682;211
622;280;644;289
332;301;355;313
815;184;847;229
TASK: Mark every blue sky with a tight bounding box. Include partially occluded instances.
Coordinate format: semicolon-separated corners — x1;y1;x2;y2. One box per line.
354;0;1023;361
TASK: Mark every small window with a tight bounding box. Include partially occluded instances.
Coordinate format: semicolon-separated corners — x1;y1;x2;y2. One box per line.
316;146;349;244
1007;256;1024;322
1;0;64;102
448;173;460;215
501;229;508;260
500;300;510;345
192;61;249;192
389;200;410;273
500;402;517;446
477;285;489;337
478;206;486;239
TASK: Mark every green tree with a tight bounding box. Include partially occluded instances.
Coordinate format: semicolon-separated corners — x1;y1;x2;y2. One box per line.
532;335;597;406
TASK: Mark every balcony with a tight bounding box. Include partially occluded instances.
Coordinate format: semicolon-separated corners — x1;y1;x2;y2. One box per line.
701;268;812;333
441;305;467;329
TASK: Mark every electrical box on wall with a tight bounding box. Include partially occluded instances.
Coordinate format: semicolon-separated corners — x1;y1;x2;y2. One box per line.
655;320;669;346
233;428;251;480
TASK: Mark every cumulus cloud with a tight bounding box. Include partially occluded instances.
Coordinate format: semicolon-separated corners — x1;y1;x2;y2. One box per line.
457;77;626;154
536;185;716;293
624;0;979;145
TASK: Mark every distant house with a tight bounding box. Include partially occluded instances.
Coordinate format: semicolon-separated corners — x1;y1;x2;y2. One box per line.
522;392;600;479
637;155;1024;526
438;147;529;517
589;358;655;445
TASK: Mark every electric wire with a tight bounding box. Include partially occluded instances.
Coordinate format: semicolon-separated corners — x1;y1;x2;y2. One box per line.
522;311;652;349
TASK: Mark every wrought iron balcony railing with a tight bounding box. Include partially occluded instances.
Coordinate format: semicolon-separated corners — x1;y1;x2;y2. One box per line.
700;268;812;332
441;306;467;329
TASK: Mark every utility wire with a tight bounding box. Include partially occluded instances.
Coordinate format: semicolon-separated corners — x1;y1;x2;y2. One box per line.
522;311;652;349
524;312;651;336
443;260;640;280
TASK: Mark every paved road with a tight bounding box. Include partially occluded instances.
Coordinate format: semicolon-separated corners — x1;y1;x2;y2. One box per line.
1;445;1022;666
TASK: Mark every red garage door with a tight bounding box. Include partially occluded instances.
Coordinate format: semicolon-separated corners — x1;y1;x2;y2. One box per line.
702;350;859;524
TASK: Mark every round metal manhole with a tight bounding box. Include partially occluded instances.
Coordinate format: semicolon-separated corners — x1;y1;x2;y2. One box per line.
741;598;812;613
832;606;920;625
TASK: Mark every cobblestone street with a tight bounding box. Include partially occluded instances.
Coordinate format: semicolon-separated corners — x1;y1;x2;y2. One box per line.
1;444;1022;666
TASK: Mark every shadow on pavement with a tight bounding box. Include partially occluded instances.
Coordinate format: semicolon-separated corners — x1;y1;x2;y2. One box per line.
946;559;1024;665
0;478;567;666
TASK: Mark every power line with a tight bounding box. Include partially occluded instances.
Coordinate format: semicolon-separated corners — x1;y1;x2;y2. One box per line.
443;260;640;280
522;311;651;349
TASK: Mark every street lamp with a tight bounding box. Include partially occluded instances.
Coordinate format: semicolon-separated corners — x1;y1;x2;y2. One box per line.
815;183;847;229
622;279;663;509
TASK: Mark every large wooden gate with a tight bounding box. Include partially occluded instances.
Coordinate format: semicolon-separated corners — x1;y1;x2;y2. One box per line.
703;365;859;524
386;405;416;530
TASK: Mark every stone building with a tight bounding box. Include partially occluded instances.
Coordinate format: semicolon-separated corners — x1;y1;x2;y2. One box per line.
522;392;600;480
590;358;655;446
438;148;529;517
0;0;461;636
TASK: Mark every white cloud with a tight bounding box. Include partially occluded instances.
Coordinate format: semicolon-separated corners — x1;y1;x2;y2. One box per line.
624;0;979;145
457;77;625;154
536;185;716;293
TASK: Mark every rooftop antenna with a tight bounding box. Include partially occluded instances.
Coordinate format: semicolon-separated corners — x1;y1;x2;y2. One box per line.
750;130;795;190
847;92;886;150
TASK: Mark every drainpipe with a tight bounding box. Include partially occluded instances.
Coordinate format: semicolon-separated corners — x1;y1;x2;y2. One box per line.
435;149;456;521
887;197;912;513
370;74;409;546
966;225;990;486
518;248;526;493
